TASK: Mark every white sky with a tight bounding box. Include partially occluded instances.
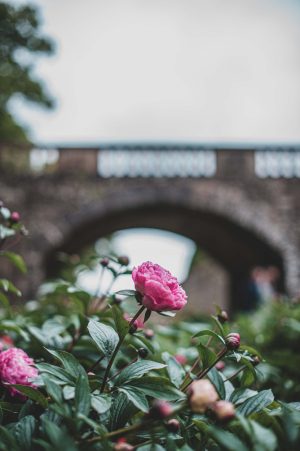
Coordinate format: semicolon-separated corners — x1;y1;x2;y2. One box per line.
10;0;300;144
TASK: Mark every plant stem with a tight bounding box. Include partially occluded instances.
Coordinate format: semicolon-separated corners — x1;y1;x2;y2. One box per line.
100;305;145;393
224;365;246;382
182;347;228;392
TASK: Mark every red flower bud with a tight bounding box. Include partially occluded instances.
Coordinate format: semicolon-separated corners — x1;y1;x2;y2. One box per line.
175;354;187;365
100;257;109;267
115;438;134;451
215;360;225;371
149;400;173;419
225;333;240;350
212;400;235;422
166;418;180;433
10;211;20;223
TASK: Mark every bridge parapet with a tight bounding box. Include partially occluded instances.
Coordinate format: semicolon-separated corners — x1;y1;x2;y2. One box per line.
1;143;300;179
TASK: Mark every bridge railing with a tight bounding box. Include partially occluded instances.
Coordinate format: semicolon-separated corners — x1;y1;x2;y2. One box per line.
1;144;300;179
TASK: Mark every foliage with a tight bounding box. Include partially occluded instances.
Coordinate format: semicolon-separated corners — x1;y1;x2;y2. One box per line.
0;1;54;143
0;204;300;450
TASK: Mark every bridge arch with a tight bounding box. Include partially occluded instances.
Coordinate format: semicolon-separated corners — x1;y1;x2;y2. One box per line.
45;183;290;311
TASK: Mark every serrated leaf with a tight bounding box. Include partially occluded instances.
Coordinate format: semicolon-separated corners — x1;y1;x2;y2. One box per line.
13;415;36;451
91;395;111;414
207;367;225;399
237;389;274;416
75;374;91;416
193;329;225;344
0;251;27;273
87;319;119;358
119;387;149;412
10;385;48;408
162;352;185;388
114;360;165;386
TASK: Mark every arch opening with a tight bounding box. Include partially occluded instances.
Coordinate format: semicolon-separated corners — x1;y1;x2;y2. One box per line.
45;203;285;312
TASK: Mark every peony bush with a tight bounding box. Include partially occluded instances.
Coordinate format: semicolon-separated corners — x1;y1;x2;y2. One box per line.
0;203;300;450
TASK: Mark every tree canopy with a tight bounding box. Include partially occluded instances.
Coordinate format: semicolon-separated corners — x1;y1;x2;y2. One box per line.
0;1;54;144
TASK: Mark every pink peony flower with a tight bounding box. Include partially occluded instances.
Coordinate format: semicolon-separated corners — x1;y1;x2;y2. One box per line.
0;348;38;397
132;261;187;312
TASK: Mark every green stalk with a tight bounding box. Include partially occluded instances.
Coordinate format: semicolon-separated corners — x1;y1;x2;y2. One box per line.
100;305;145;393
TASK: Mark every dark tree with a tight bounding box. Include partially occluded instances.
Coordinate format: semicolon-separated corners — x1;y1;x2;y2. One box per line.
0;1;54;144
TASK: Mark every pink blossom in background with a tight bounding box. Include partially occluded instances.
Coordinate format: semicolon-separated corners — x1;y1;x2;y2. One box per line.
175;354;187;365
0;335;14;351
132;261;187;312
0;348;38;397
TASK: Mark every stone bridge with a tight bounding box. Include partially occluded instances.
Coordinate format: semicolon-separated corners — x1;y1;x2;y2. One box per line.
1;143;300;311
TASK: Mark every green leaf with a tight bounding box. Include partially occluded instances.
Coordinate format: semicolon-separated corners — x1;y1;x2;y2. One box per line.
198;343;217;369
87;319;119;358
114;360;166;386
112;305;129;339
211;316;226;337
36;363;74;384
248;420;277;451
237;389;274;416
207;367;225;399
230;388;258;405
238;345;263;361
208;426;248;451
0;225;15;240
75;374;91;416
193;329;225;345
0;251;27;273
10;385;48;408
0;426;18;450
158;311;176;317
162;352;185;388
0;291;10;308
127;376;183;400
42;419;78;451
42;375;63;404
13;415;36;451
116;290;137;296
109;392;138;430
91;395;111;414
119;387;149;412
0;279;21;296
45;349;86;379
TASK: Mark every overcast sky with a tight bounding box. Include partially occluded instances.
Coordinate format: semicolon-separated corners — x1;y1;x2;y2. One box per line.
11;0;300;144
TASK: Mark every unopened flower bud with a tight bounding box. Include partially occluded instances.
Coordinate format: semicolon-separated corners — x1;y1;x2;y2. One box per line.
10;211;20;223
149;400;173;419
217;310;228;323
252;355;261;366
100;257;109;267
225;333;240;350
144;328;154;340
115;438;134;451
118;255;130;266
113;295;122;305
175;354;187;365
188;379;218;413
215;360;225;371
138;347;148;359
212;400;235;422
166;418;180;433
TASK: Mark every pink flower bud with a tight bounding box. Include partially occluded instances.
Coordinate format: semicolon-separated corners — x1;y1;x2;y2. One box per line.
149;400;173;419
175;354;187;365
118;255;130;266
0;348;38;398
10;211;20;223
123;313;144;330
188;379;219;413
144;328;154;340
115;438;134;451
215;360;225;371
212;400;236;422
132;261;187;312
166;418;180;433
100;257;109;267
225;333;240;350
